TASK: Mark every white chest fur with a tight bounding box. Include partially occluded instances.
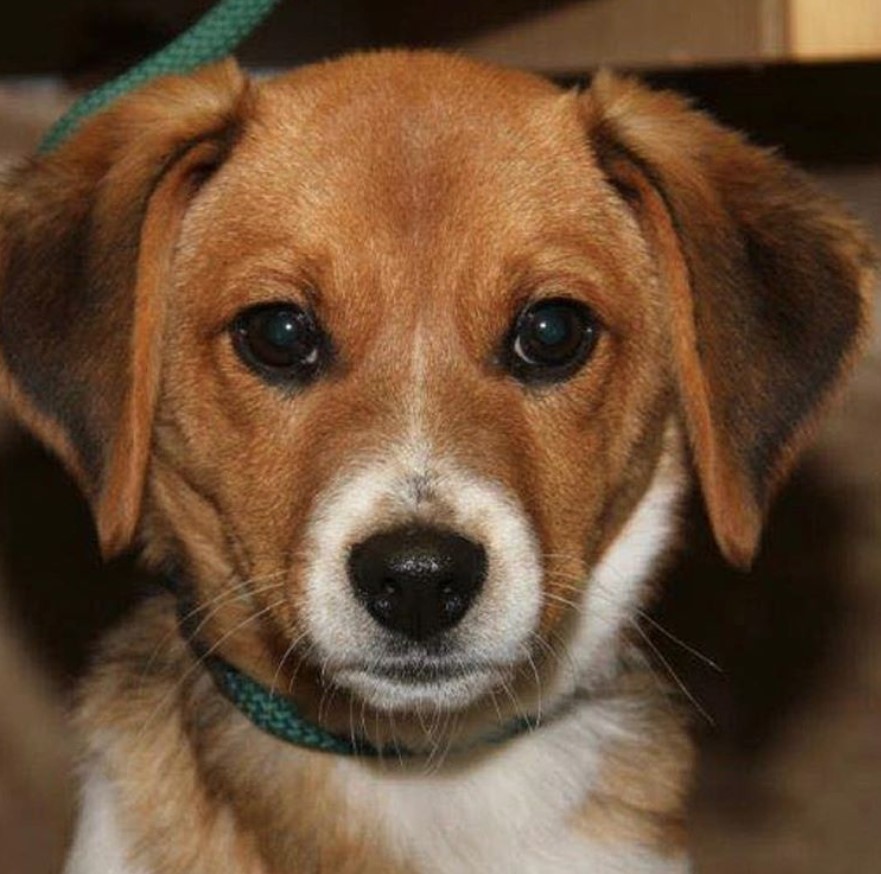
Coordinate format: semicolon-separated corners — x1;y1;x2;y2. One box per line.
334;699;690;874
64;767;149;874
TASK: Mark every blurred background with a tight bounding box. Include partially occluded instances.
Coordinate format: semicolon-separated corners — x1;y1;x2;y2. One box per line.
1;1;879;872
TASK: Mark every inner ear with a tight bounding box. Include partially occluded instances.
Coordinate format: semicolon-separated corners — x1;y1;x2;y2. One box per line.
597;148;760;564
96;139;233;555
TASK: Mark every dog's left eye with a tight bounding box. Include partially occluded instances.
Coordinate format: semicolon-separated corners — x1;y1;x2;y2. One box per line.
231;303;327;383
506;298;600;382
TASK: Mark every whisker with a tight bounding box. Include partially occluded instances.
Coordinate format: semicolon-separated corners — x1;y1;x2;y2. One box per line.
315;652;339;725
286;641;318;694
139;578;286;688
183;580;287;644
631;621;714;726
347;687;359;753
497;673;530;730
135;598;288;745
386;708;405;768
541;627;581;683
487;687;505;725
433;710;460;772
636;611;722;673
519;642;543;724
269;628;310;697
541;590;584;613
582;557;722;675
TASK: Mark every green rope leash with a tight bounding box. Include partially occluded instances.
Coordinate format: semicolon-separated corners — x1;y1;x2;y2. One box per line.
39;0;283;153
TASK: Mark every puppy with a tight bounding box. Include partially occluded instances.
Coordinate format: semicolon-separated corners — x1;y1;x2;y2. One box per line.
0;51;872;874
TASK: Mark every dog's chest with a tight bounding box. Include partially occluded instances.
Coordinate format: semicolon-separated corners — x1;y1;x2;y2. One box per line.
65;701;688;874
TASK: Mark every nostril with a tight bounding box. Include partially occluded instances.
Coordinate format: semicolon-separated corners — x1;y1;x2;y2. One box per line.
439;582;464;617
348;526;487;641
370;579;399;621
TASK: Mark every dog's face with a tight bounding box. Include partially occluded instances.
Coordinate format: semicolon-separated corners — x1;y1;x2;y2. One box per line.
0;53;871;736
156;59;675;714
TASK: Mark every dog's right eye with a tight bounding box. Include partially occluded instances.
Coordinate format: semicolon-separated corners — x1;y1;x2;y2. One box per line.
230;303;328;384
503;298;600;384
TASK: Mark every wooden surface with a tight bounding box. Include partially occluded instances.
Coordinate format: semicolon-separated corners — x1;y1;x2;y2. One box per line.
788;0;881;60
458;0;881;72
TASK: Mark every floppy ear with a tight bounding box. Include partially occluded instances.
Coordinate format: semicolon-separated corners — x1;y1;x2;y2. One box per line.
0;60;250;558
582;72;875;568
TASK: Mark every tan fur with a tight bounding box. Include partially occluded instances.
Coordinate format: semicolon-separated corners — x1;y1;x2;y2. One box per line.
575;673;693;857
0;51;872;872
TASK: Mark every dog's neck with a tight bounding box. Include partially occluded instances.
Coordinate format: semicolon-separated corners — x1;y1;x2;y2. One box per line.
201;652;570;757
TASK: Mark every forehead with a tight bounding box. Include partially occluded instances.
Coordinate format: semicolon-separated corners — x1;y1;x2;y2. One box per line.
178;54;643;325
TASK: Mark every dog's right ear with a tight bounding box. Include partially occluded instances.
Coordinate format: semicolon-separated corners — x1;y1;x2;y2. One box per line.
0;60;250;557
581;72;874;568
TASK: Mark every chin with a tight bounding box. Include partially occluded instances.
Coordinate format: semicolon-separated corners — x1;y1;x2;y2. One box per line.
334;665;506;714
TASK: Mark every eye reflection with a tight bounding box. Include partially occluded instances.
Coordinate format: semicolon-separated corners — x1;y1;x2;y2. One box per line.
230;303;328;384
506;298;600;383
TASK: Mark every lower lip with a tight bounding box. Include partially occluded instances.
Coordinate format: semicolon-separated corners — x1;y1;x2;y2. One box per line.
341;665;494;685
371;666;484;683
335;666;500;709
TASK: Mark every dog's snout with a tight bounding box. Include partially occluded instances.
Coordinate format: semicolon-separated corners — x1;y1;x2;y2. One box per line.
348;526;486;641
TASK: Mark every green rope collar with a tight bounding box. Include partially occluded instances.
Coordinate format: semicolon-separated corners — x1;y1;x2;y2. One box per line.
202;650;543;759
40;0;283;152
205;655;385;756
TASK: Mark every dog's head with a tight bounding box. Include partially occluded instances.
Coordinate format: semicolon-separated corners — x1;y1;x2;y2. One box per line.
0;53;872;737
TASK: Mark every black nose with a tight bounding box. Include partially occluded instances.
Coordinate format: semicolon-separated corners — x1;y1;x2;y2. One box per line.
348;526;487;641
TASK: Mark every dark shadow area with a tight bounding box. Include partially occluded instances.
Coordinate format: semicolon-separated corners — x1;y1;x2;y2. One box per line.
5;1;881;165
359;0;568;47
558;62;881;165
0;425;147;683
641;62;881;165
647;457;852;758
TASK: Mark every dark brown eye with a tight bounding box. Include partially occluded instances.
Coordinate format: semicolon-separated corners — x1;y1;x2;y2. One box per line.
506;298;600;383
231;303;328;384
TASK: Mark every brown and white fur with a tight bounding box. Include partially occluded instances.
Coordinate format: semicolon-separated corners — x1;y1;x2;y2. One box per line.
0;52;873;873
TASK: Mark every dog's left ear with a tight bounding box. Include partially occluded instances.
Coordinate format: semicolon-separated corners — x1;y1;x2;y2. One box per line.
0;61;250;557
581;73;875;567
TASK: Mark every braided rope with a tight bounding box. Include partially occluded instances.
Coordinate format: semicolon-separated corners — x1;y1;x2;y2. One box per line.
40;0;283;152
207;656;385;756
205;650;543;757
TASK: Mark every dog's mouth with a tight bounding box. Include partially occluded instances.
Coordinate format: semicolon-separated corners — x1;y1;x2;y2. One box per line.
348;657;502;683
332;657;514;712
